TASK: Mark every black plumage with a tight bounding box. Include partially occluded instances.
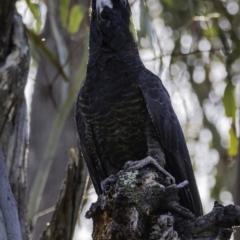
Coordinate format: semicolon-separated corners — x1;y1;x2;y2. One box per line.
76;0;202;216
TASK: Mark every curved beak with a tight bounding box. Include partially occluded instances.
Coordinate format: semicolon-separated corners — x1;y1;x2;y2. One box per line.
96;0;113;22
96;0;101;21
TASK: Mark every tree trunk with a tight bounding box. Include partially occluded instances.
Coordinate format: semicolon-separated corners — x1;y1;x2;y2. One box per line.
0;2;30;239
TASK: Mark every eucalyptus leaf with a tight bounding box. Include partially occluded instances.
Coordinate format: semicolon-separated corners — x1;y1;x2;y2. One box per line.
68;5;84;34
60;0;70;27
223;81;236;121
228;126;238;156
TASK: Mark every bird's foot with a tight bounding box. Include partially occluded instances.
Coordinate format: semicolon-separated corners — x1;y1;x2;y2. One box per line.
167;199;195;219
165;181;195;219
101;174;118;192
124;156;175;184
124;157;194;218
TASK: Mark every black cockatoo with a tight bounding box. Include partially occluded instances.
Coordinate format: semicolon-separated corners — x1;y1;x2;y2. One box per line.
76;0;202;217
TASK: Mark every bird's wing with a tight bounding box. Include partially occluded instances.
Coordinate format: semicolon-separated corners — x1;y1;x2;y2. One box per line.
75;92;105;195
138;69;202;216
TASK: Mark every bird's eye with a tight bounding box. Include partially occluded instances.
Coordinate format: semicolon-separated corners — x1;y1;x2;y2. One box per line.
120;0;127;7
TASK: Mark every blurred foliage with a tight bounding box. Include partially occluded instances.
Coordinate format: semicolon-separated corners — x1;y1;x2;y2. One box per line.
19;0;88;225
67;5;85;33
45;36;89;161
26;27;70;82
60;0;85;33
20;0;239;216
133;0;239;204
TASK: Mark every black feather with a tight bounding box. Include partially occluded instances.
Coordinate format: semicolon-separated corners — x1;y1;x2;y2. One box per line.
76;0;202;216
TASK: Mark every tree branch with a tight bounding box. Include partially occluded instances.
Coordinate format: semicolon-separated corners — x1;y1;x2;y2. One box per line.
40;149;88;240
86;161;239;240
144;47;235;62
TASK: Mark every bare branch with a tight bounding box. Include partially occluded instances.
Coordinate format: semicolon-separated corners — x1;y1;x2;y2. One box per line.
144;47;234;62
40;149;88;240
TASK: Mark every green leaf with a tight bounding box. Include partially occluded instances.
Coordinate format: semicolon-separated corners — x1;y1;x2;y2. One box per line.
60;0;70;27
130;16;138;42
68;5;84;34
228;126;239;156
223;81;236;121
26;27;69;82
203;27;218;37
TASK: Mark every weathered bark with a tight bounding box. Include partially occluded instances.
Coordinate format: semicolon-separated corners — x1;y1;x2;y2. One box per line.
0;5;29;239
0;147;22;240
87;161;239;240
31;146;89;240
40;149;88;240
0;0;16;62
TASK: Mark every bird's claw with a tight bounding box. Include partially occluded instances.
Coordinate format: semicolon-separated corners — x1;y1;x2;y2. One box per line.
177;180;189;188
164;182;195;219
101;174;118;192
167;200;195;219
124;156;175;184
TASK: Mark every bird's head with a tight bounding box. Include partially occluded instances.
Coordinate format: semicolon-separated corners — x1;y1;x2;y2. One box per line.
90;0;137;51
96;0;131;23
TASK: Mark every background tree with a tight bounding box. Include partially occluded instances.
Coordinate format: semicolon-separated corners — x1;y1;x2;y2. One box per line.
0;1;29;238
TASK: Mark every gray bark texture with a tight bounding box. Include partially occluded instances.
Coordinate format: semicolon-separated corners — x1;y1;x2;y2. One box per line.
0;148;22;240
87;161;239;240
0;3;29;239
